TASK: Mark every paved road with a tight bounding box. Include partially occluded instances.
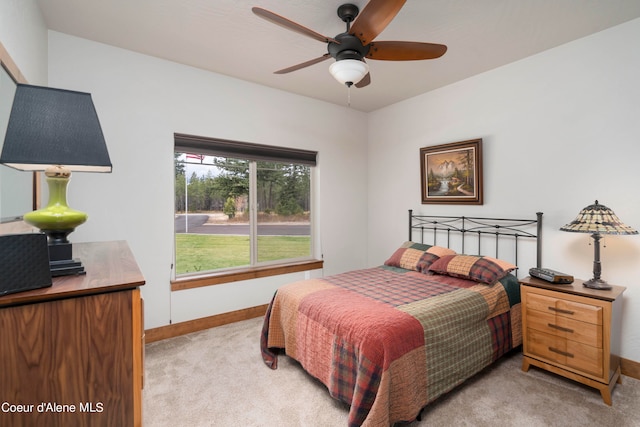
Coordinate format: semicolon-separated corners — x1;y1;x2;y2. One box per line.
175;214;310;236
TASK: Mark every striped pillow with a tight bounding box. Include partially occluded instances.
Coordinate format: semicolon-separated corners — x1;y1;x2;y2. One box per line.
428;254;517;285
384;242;456;273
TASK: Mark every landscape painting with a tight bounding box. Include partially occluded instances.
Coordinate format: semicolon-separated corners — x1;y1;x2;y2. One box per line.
420;139;483;205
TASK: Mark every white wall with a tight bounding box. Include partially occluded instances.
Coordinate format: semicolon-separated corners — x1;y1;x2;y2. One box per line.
0;0;47;85
367;18;640;361
47;32;368;329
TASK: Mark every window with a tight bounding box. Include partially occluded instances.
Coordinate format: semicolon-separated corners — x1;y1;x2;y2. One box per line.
174;134;317;278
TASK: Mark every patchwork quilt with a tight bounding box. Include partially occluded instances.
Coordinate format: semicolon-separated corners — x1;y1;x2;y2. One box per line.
261;266;522;427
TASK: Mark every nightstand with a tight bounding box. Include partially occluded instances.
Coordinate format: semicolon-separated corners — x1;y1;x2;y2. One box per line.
520;276;625;405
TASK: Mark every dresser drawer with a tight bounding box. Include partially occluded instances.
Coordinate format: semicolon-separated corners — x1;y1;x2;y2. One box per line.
525;306;602;348
526;292;602;325
526;329;603;378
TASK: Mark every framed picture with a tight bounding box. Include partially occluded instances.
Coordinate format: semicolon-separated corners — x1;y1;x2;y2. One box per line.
420;139;483;205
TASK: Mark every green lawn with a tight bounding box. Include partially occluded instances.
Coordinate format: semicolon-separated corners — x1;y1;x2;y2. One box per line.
175;234;311;274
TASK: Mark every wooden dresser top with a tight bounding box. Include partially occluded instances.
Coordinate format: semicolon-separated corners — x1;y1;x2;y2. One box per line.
0;240;145;308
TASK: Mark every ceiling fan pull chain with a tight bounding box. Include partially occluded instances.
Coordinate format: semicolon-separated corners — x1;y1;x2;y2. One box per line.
347;84;351;107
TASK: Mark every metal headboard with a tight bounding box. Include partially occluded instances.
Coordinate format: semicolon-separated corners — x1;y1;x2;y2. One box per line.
409;209;543;271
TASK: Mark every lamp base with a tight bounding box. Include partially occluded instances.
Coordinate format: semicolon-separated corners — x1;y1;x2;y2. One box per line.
583;278;612;290
50;258;85;277
23;168;88;277
48;241;85;277
48;240;72;261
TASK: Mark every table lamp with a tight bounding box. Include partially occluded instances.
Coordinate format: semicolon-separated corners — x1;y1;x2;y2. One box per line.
0;84;112;276
560;200;637;290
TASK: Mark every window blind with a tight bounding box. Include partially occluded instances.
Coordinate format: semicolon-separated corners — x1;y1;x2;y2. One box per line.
174;133;317;166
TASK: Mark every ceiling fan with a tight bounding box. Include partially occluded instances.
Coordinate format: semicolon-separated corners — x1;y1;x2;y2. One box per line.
252;0;447;88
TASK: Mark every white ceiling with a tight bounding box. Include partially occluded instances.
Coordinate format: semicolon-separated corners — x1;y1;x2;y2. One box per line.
36;0;640;112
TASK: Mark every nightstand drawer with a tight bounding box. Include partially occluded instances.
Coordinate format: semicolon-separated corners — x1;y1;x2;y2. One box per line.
525;306;602;348
526;292;602;325
527;329;603;377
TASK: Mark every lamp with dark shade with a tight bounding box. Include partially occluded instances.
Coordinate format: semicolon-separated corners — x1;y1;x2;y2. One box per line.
560;200;637;290
0;84;112;276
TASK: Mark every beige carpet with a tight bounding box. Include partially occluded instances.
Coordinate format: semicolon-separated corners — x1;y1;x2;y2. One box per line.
143;317;640;426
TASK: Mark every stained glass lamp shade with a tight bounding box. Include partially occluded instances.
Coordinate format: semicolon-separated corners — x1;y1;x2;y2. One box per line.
560;200;637;289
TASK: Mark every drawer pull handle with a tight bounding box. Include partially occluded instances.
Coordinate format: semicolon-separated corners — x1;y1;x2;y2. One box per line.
548;323;574;333
549;347;574;358
548;306;574;315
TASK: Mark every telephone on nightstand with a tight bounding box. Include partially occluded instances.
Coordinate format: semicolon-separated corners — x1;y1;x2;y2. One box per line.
529;267;574;284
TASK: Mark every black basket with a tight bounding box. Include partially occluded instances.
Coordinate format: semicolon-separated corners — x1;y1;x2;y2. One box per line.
0;233;52;296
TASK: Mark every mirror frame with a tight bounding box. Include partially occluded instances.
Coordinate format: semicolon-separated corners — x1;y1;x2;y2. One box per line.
0;41;40;218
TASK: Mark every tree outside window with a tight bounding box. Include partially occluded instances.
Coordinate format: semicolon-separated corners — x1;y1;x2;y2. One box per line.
174;152;312;276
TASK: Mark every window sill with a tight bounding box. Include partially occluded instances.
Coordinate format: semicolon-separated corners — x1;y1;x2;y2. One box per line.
171;259;324;292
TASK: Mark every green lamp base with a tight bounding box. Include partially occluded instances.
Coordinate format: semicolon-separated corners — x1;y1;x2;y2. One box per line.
24;176;87;234
24;169;87;276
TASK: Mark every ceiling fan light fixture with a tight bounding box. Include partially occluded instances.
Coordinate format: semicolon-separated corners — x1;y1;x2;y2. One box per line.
329;59;369;86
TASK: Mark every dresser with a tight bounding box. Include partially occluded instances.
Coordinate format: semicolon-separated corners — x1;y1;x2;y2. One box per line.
520;276;625;405
0;241;145;426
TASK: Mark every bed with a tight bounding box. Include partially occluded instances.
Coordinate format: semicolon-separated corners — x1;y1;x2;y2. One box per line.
261;210;542;427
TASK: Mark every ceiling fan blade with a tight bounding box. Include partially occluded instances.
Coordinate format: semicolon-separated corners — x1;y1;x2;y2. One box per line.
366;41;447;60
274;54;331;74
252;7;338;44
355;72;371;88
349;0;406;45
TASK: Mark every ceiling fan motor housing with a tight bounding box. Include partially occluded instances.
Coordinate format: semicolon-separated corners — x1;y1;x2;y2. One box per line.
328;33;370;62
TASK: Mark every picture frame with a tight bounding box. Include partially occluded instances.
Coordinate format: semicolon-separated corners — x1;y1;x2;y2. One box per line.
420;138;483;205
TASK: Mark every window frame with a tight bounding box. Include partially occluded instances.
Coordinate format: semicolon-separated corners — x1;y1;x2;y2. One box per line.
172;133;321;287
